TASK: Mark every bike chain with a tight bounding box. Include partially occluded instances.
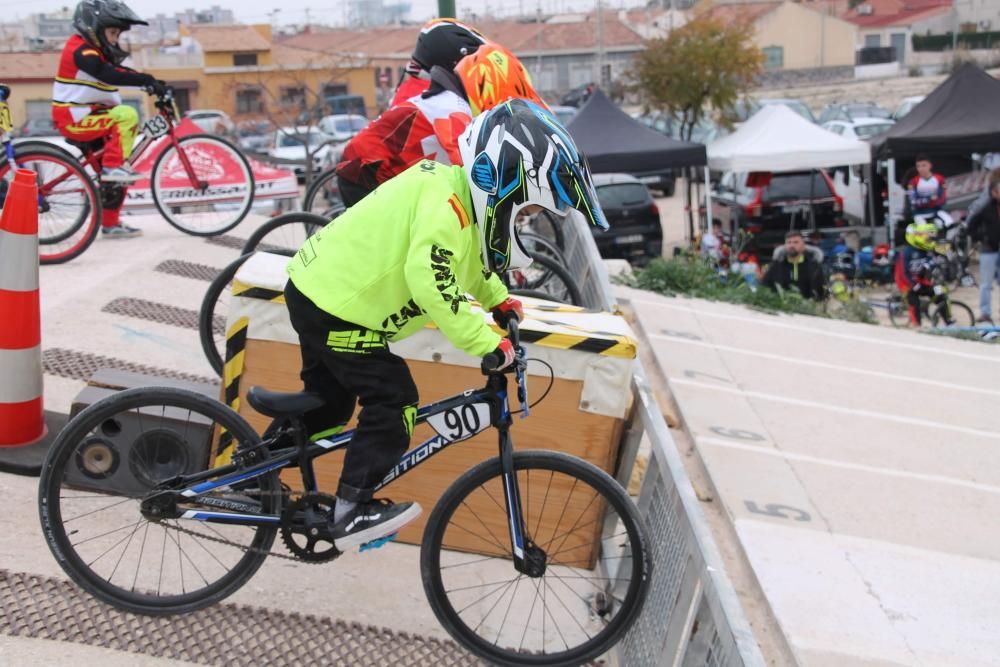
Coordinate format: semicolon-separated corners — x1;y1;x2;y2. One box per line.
161;490;327;564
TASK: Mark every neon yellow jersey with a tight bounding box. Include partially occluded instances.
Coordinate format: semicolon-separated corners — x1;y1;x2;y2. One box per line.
287;160;508;357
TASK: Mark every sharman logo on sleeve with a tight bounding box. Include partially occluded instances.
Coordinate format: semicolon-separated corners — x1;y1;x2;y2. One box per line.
430;244;465;314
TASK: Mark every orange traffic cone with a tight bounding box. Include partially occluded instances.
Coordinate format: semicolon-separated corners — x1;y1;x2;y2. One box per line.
0;168;44;446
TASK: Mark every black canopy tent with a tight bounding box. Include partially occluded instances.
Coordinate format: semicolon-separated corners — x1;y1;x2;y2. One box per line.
874;63;1000;160
565;89;708;239
565;89;707;171
872;63;1000;243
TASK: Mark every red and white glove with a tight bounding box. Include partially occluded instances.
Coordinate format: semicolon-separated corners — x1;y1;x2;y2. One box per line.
491;297;524;329
491;338;516;370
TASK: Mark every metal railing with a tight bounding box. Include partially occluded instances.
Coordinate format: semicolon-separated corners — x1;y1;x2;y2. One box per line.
561;211;766;666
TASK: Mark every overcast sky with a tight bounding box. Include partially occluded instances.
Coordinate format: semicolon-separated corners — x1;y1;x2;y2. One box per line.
8;0;646;26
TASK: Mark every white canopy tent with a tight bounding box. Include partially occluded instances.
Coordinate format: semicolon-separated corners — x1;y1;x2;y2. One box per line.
707;105;871;172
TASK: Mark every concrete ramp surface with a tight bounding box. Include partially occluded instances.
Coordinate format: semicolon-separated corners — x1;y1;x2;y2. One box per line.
623;287;1000;667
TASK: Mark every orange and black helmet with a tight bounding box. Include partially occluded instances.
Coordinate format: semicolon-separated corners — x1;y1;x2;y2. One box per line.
454;45;548;115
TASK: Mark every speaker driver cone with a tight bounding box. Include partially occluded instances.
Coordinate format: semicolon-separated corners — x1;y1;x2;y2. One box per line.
76;438;120;479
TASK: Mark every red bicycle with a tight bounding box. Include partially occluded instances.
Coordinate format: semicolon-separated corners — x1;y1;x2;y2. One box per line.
1;87;255;264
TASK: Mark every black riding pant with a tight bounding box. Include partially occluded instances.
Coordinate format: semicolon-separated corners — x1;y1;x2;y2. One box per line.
284;280;418;503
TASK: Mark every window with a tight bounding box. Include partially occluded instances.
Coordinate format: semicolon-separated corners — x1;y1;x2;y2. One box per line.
235;88;264;114
762;46;783;70
280;86;306;110
233;53;258;67
600;63;612;87
322;83;348;98
596;183;650;209
864;34;881;48
569;63;592;88
762;172;833;202
535;65;557;93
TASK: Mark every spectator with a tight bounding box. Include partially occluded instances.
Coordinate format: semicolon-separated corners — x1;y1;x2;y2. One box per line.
908;154;947;218
761;231;826;300
700;220;725;260
967;173;1000;324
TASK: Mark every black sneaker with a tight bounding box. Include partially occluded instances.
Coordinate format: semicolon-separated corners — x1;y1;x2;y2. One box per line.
329;498;422;551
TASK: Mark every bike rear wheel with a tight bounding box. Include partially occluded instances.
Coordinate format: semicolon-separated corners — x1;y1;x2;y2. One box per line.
38;387;280;615
301;167;342;216
239;209;342;256
887;296;908;328
0;146;101;264
421;450;649;666
504;252;584;306
151;134;254;237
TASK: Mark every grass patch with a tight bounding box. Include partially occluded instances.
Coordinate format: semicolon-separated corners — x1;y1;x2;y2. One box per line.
623;257;877;324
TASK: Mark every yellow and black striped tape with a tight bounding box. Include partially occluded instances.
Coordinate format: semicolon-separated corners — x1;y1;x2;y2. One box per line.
214;316;249;466
231;286;634;359
231;279;285;304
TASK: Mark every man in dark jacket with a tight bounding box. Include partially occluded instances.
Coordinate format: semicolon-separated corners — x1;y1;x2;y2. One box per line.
761;231;826;300
967;175;1000;323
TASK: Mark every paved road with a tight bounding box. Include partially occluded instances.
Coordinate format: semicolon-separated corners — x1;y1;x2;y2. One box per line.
621;285;1000;667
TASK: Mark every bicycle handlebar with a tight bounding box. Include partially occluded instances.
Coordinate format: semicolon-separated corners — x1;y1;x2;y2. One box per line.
480;317;521;373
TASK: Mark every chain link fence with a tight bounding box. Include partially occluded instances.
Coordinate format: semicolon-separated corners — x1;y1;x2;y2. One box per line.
561;212;765;666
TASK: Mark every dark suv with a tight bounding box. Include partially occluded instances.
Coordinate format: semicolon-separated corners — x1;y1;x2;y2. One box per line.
711;170;845;257
591;173;662;263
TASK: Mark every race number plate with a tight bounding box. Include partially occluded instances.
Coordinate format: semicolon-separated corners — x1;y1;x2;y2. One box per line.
141;115;170;139
0;103;12;133
426;402;492;443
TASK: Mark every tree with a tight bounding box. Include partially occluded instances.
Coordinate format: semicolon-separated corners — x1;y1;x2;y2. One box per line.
629;12;763;142
628;12;763;238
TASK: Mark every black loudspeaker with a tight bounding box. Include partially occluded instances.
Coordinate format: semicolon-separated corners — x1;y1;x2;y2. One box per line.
67;385;213;495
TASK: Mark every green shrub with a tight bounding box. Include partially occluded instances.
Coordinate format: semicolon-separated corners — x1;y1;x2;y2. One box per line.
624;257;875;323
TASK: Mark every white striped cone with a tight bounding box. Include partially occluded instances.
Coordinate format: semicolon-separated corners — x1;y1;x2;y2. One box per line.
0;168;44;446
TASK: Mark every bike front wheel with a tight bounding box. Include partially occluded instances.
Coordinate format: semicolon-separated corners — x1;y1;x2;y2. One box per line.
0;146;102;264
151;134;254;237
38;387;280;615
931;299;975;327
421;450;650;666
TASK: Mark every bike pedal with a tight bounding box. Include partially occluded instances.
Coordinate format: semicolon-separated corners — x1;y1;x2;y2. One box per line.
359;532;398;552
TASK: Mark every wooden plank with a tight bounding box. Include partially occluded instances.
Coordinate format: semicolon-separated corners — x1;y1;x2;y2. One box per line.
235;338;624;562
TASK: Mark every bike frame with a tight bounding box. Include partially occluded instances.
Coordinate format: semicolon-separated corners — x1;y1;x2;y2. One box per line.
145;325;533;566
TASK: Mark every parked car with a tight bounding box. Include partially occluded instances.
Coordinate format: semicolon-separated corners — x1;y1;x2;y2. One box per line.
758;98;816;123
633;111;677;137
316;114;368;143
560;83;594;108
236;120;273;154
711;170;845;257
892;95;925;120
268;126;333;180
184;109;235;135
17;116;59;137
822;117;895;141
590;173;662;263
817;102;891;124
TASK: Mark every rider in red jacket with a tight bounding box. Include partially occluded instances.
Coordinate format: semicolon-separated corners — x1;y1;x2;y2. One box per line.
53;0;166;238
388;19;488;108
335;44;547;207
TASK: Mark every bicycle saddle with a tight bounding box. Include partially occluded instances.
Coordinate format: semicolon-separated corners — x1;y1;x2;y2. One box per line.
246;386;325;418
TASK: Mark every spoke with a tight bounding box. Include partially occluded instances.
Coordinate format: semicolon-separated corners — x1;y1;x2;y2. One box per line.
541;579;572;651
157;526;167;595
440;555;502;570
165;522;211;589
547;488;601;560
456;577;519;616
108;518;145;582
85;520;144;568
518;577;543;652
542;478;580;553
548;529;628;560
132;522;151;592
457;500;509;553
62;496;137;523
533;471;555;539
493;575;524;646
471;575;523;635
547;566;605;608
543;577;593;642
72;519;144;548
446;579;528;595
179;525;231;572
444;519;508;553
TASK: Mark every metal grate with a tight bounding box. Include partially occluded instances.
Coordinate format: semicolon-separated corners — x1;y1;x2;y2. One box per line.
204;234;248;251
43;348;217;386
619;470;689;665
0;569;479;666
154;259;221;282
101;297;223;335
